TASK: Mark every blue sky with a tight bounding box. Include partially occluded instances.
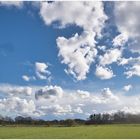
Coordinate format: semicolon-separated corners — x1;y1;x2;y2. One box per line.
0;1;140;120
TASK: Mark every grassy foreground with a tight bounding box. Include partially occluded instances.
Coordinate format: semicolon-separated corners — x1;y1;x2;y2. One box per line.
1;124;140;139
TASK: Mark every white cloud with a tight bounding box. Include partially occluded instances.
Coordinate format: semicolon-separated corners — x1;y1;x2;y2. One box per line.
99;48;122;66
46;88;120;113
101;88;119;101
1;84;140;118
117;56;140;78
35;62;51;80
0;97;36;117
40;1;107;32
0;84;32;96
40;104;72;115
22;75;30;82
96;48;121;80
77;90;90;99
22;75;36;82
114;1;140;52
35;85;63;100
74;107;83;114
97;45;106;51
123;84;132;92
118;57;133;66
95;65;115;80
121;106;140;114
40;1;107;80
0;1;23;8
57;31;97;81
126;57;140;65
1;1;140;119
112;33;128;47
40;104;83;116
125;63;140;78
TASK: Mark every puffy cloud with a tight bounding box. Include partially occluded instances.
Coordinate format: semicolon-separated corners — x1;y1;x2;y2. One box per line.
77;90;90;99
0;84;120;118
40;104;72;115
22;75;36;82
99;48;122;66
34;86;122;117
124;57;140;65
96;48;121;80
40;1;107;80
40;1;107;32
35;62;48;73
57;31;97;80
114;1;140;52
95;65;115;80
118;57;133;66
2;84;140;118
40;104;84;115
0;97;36;117
112;33;128;47
123;84;132;92
120;106;140;114
0;84;32;96
125;63;140;78
22;75;30;82
35;62;51;80
118;56;140;78
73;107;83;114
101;88;119;101
35;85;63;100
0;1;23;8
97;45;106;52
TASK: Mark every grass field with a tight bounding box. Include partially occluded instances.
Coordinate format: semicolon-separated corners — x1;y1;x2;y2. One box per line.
1;124;140;139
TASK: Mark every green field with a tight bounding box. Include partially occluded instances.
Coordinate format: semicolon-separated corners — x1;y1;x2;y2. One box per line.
1;124;140;139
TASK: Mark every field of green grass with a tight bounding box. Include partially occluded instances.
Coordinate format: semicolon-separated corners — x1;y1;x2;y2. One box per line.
1;124;140;139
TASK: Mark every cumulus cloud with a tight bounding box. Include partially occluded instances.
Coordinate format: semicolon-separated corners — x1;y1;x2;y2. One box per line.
95;65;115;80
97;45;122;81
22;75;30;82
1;1;140;119
22;75;36;82
118;57;133;66
125;64;140;78
114;1;140;53
0;84;32;96
40;104;83;116
74;107;83;114
35;62;51;80
2;84;140;118
97;45;106;52
112;33;128;47
120;106;140;114
77;90;90;99
118;56;140;78
123;84;132;92
41;87;121;116
0;1;23;8
40;1;107;32
0;97;36;117
99;48;122;66
40;104;72;115
35;85;63;100
101;88;119;101
57;31;97;80
40;1;107;80
0;84;121;119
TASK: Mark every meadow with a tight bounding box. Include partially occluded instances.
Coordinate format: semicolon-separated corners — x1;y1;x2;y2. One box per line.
1;124;140;139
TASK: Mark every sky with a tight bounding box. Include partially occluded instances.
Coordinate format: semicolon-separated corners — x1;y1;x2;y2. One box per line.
1;1;140;120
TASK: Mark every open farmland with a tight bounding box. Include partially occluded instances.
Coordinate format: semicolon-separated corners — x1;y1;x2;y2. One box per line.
0;124;140;139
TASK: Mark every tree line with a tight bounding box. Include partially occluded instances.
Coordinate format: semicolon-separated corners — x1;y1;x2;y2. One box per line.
1;111;140;126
